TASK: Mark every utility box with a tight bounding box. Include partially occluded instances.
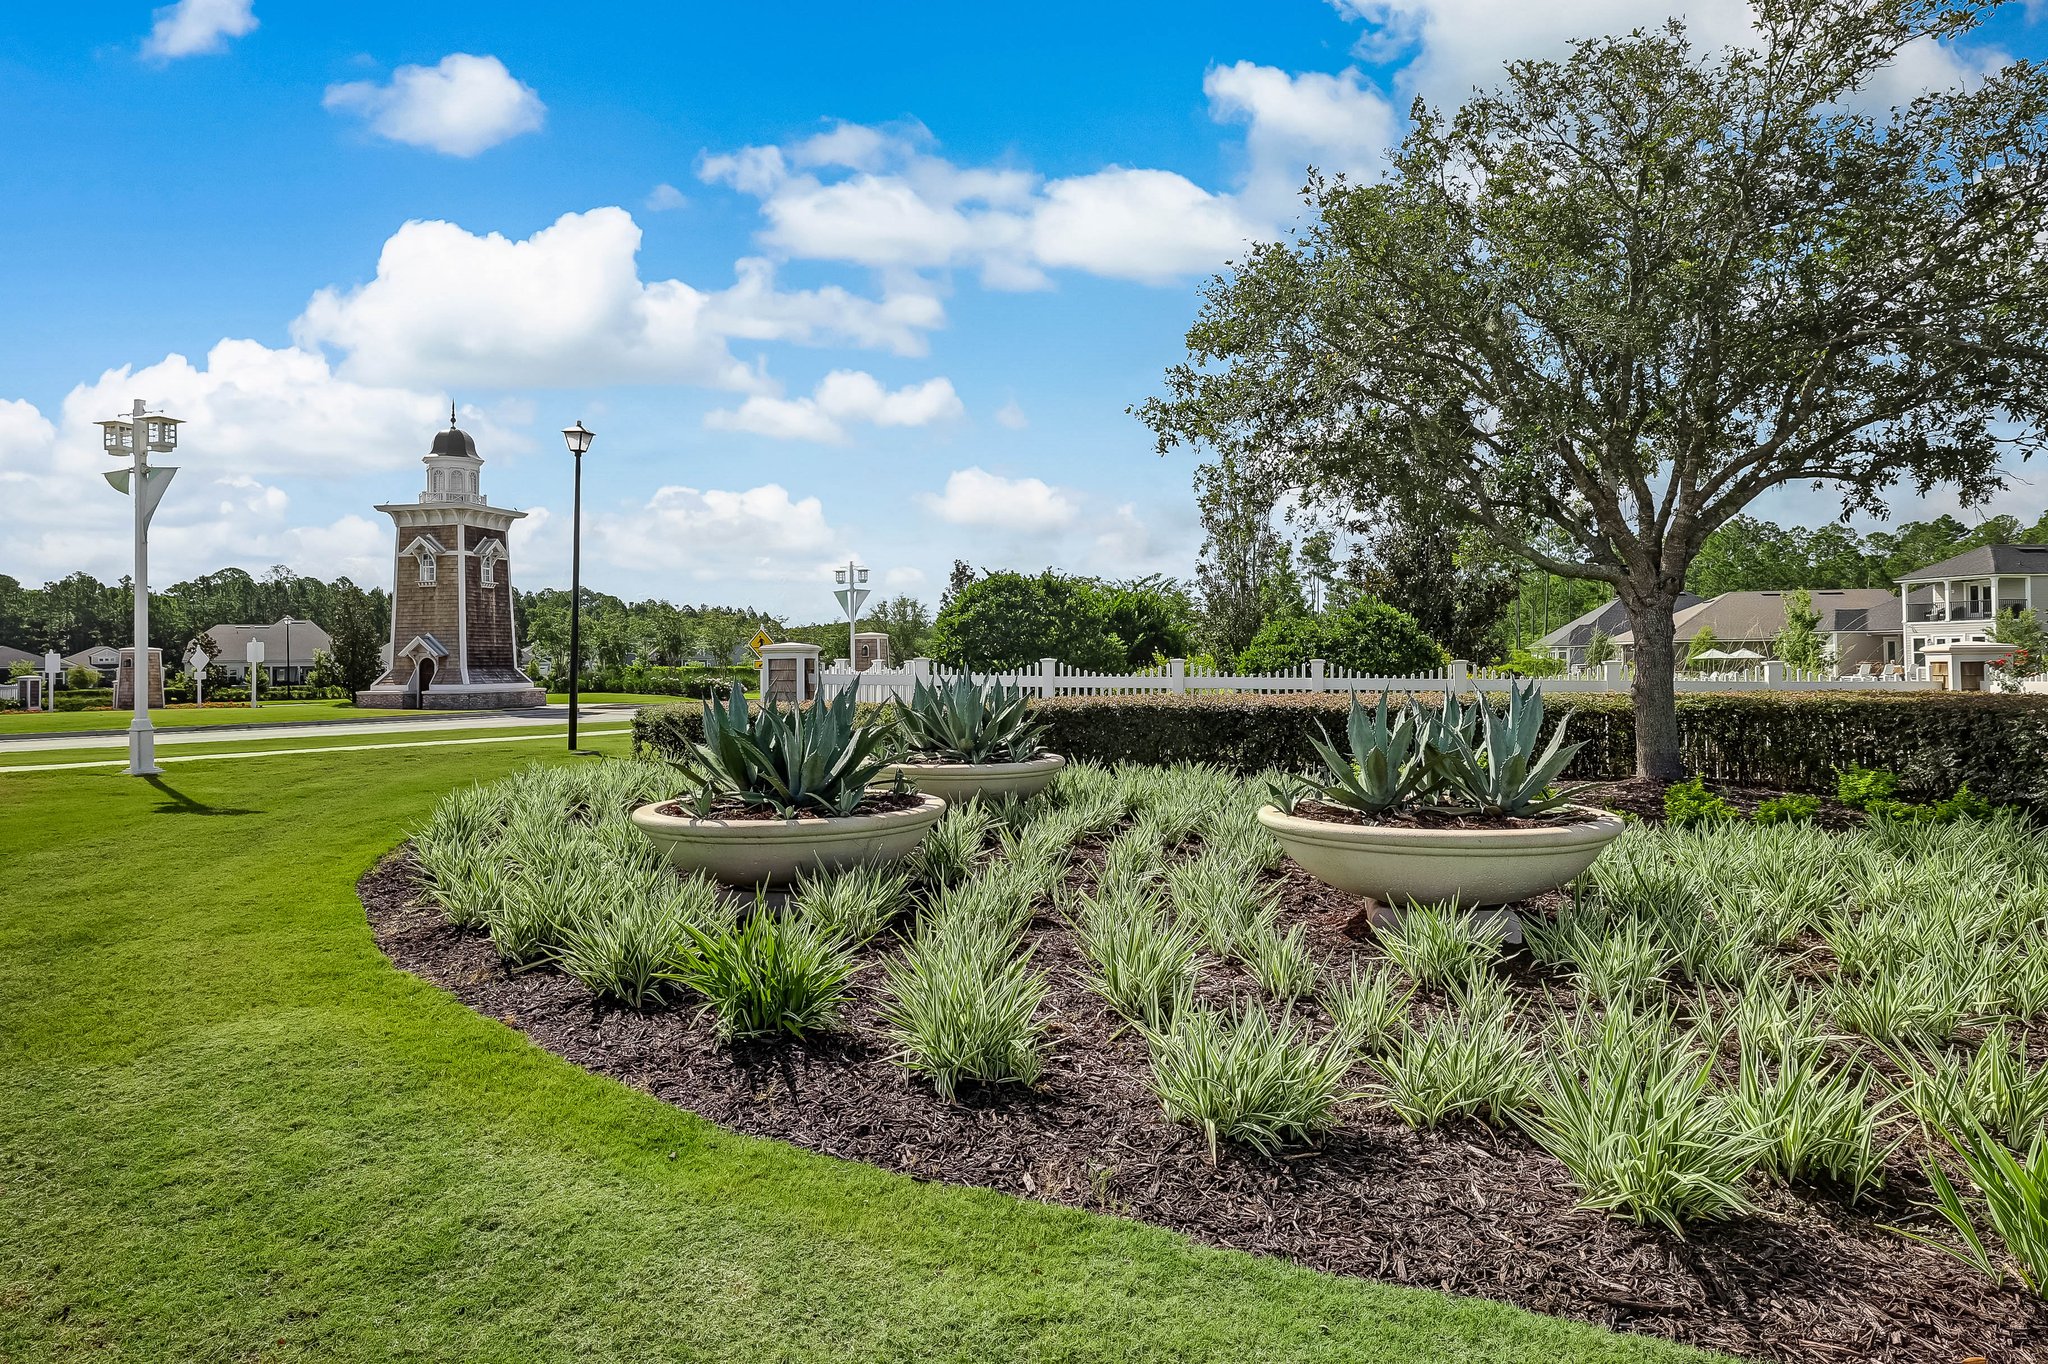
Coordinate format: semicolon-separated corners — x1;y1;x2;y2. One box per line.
852;632;891;671
114;647;165;710
757;642;821;704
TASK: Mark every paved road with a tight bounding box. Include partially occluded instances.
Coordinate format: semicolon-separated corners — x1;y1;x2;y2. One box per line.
0;703;646;754
0;723;639;775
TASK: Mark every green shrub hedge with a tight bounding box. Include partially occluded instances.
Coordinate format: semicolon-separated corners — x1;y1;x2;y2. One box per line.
631;690;2048;806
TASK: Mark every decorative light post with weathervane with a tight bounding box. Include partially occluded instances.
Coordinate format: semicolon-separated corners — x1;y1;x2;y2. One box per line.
97;399;181;777
834;559;870;667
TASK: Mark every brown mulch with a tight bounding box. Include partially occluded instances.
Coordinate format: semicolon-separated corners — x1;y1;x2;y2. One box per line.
364;846;2047;1364
652;789;928;820
1296;799;1588;830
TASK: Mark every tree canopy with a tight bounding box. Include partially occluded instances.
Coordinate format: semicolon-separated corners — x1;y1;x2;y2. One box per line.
1234;598;1449;676
1142;0;2048;777
925;571;1125;671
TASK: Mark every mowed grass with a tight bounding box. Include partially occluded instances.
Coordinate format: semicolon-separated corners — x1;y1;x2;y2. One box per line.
0;698;420;735
0;722;635;770
546;692;730;705
0;745;1717;1364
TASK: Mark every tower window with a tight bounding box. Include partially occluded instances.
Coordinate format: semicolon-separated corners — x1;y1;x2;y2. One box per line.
479;541;503;588
417;552;436;586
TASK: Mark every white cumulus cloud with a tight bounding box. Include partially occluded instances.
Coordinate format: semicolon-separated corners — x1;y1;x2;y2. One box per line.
292;209;946;389
918;467;1078;533
700;68;1396;288
324;53;546;157
706;370;963;443
584;482;850;587
142;0;256;60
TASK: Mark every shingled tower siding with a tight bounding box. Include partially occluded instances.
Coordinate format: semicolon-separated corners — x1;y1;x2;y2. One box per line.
355;413;544;710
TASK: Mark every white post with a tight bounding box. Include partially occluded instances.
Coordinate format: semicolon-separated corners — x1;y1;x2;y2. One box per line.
247;639;264;709
1309;658;1326;690
125;400;156;774
1600;659;1623;689
1040;657;1057;699
1762;659;1785;686
757;652;769;699
1168;656;1186;693
1448;659;1469;695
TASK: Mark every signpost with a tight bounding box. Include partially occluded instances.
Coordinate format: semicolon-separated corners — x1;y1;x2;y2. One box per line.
246;639;265;708
185;643;209;706
746;629;774;660
42;650;59;713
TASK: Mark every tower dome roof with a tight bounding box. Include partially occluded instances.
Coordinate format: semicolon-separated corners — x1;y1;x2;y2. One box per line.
429;404;478;459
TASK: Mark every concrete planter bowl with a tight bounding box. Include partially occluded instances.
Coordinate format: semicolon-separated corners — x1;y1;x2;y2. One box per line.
1255;802;1625;914
876;753;1066;805
630;794;948;888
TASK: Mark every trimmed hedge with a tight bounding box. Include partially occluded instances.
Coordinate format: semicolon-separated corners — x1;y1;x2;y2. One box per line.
632;691;2048;806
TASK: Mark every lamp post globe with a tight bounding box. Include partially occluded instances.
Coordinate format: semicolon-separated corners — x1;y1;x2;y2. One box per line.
561;421;594;751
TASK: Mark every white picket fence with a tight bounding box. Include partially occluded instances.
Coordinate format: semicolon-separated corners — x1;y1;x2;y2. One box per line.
805;655;1943;704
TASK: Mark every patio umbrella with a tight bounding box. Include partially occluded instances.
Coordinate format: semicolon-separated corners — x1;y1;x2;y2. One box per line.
1726;648;1767;660
1692;648;1733;659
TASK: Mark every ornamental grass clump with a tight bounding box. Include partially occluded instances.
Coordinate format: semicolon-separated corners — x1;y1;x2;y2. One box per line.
1904;1028;2048;1151
880;916;1049;1101
679;684;896;817
892;675;1047;764
1072;889;1199;1031
665;909;859;1039
914;801;996;889
1368;998;1537;1128
1321;961;1411;1053
1894;1121;2048;1295
1729;1043;1895;1198
1524;908;1675;1004
1243;915;1317;1001
1167;854;1274;959
1146;1004;1354;1162
791;863;911;947
1375;901;1504;988
556;872;727;1010
1517;1023;1762;1233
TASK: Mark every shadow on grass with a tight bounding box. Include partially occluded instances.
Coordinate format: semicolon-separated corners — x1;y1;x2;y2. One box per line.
144;776;260;817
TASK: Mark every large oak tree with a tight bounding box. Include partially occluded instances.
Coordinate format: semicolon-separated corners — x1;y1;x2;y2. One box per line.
1141;0;2048;778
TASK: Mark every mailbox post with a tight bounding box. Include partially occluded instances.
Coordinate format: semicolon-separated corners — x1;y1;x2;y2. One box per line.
247;639;265;708
42;650;59;713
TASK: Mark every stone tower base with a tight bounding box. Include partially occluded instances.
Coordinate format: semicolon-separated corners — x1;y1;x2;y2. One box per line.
355;684;546;711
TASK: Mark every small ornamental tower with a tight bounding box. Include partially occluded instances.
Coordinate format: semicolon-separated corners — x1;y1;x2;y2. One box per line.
355;408;545;710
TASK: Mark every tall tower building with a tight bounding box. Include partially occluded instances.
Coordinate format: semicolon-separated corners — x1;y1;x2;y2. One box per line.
355;409;544;710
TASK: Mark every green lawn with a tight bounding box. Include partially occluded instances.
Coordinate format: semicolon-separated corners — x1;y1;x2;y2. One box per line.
0;721;635;769
546;691;710;705
0;745;1716;1363
0;698;421;735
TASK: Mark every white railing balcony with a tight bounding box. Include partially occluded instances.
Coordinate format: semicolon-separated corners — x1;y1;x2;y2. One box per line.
423;491;488;505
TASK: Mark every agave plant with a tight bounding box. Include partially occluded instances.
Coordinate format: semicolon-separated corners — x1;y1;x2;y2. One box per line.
680;682;896;817
1285;691;1428;815
892;674;1048;764
1424;681;1589;817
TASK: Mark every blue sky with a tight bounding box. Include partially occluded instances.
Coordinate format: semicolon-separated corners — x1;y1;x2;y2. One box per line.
2;1;2042;617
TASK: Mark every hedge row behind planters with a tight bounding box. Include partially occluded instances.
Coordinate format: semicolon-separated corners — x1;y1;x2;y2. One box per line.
631;691;2048;807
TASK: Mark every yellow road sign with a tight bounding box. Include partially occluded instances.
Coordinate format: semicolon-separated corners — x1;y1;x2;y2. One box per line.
746;629;774;658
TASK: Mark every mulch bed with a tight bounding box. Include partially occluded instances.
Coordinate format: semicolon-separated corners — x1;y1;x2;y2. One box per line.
363;826;2047;1364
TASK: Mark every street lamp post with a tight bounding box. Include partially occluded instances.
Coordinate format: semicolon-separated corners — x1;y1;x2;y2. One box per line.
97;399;180;777
561;421;594;751
834;559;870;668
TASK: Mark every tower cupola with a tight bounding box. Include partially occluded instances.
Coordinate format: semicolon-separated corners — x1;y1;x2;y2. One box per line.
423;404;485;504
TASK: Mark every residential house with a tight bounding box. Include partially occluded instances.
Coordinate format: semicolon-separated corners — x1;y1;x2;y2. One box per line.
62;643;121;677
1535;595;1703;669
0;644;37;671
203;617;334;686
1896;543;2048;673
1611;589;1912;673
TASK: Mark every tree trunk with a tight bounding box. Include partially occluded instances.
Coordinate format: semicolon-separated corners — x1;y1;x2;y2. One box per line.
1623;589;1685;782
